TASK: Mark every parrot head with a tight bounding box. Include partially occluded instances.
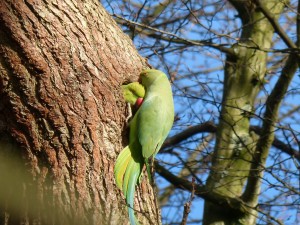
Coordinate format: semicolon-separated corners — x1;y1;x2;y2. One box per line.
139;69;163;88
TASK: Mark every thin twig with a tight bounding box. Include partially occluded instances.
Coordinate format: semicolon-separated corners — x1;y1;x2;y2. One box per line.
180;177;196;225
112;14;236;56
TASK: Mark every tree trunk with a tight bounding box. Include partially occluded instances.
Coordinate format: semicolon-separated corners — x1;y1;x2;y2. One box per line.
203;1;285;224
0;0;158;224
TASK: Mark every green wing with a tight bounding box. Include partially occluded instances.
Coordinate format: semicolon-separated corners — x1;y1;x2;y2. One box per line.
137;96;168;159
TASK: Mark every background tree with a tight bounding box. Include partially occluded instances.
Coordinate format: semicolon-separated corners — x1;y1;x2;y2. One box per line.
0;0;299;225
102;0;300;224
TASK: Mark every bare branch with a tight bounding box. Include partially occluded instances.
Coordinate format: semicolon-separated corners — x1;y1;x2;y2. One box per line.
242;51;299;205
254;0;298;49
251;126;300;162
162;121;216;148
155;161;247;213
159;134;213;206
180;178;195;225
155;161;285;225
162;122;300;162
112;14;236;55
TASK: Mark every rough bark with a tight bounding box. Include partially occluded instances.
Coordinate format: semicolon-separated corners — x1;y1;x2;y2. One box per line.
0;0;158;224
203;1;286;224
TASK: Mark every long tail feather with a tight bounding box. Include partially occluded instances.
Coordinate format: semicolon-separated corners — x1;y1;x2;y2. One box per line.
114;146;131;190
125;162;140;225
122;159;136;197
114;145;143;225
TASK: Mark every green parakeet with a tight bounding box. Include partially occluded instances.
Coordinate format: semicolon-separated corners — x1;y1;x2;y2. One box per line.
114;69;174;225
122;82;145;108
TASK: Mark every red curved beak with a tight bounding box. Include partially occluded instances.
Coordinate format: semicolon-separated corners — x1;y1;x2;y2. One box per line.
135;97;144;108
